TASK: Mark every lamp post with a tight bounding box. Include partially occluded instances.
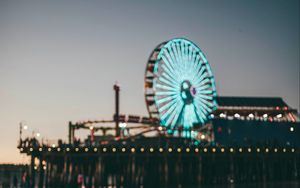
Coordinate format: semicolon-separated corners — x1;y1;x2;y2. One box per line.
114;83;120;137
19;121;28;142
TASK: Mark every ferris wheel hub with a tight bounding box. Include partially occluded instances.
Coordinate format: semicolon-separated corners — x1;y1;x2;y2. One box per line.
180;80;195;104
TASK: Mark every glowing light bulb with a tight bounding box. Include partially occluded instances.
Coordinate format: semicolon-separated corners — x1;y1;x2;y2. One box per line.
119;123;127;128
234;113;240;118
200;134;206;140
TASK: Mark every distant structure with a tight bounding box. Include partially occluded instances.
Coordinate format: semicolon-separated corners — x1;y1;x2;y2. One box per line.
213;96;299;146
18;38;300;188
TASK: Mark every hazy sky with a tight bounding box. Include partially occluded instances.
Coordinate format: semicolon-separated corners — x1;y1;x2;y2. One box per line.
0;0;299;163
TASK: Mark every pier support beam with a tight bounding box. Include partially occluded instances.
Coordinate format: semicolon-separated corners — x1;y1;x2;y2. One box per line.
38;157;44;188
30;155;36;188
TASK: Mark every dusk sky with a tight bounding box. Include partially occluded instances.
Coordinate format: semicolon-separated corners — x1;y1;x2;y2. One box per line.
0;0;299;163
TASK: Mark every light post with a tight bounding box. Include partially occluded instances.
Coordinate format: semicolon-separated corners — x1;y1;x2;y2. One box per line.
114;83;120;137
19;121;28;142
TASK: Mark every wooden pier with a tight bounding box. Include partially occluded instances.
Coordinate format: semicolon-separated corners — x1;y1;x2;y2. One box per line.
18;138;300;188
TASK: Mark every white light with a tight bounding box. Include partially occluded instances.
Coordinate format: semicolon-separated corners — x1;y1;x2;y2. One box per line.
277;114;282;118
23;125;28;130
291;148;295;152
200;134;206;140
248;113;254;118
263;114;268;118
89;126;94;130
265;148;269;153
234;113;240;118
36;133;40;137
228;116;234;120
210;114;214;118
183;82;189;89
290;127;294;132
119;123;127;128
220;113;226;118
158;126;163;131
52;144;56;148
191;130;195;135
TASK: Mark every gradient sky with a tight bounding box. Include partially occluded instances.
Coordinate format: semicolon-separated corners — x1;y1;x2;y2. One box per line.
0;0;299;163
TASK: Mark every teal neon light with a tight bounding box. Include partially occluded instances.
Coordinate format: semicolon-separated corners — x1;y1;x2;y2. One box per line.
152;38;217;132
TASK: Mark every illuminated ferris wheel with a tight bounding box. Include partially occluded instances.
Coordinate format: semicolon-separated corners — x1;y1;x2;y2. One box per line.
145;38;217;132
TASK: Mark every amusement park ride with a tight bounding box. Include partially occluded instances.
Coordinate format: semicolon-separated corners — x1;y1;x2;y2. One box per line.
66;38;299;146
18;38;300;188
68;38;219;144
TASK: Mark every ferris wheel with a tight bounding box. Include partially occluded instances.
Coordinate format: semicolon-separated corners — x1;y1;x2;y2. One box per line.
145;38;217;132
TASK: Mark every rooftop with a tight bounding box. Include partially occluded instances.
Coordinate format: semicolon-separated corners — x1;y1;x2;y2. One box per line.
216;96;288;108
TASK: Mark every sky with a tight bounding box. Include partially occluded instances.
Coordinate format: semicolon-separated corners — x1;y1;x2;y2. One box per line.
0;0;299;163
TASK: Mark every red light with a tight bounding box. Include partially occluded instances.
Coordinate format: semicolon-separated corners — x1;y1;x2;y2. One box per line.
100;141;108;145
217;127;222;133
276;106;280;110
